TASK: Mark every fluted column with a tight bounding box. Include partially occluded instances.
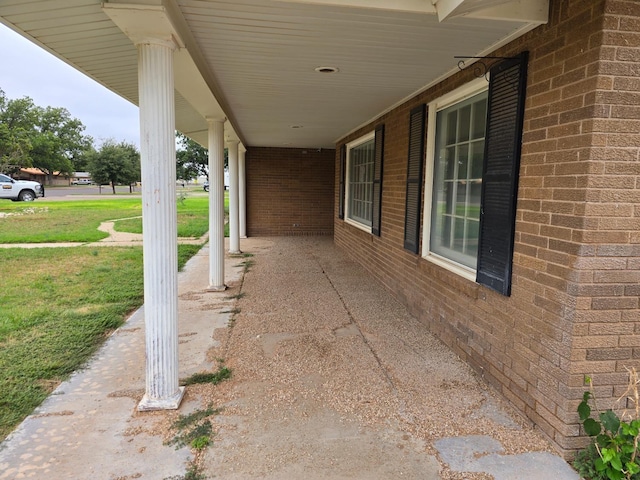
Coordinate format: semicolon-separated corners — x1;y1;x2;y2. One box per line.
227;139;240;254
137;39;184;411
207;118;226;291
239;145;247;239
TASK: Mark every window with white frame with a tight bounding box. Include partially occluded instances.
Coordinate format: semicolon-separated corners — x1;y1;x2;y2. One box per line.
431;90;487;269
420;53;528;296
346;132;375;229
423;79;487;276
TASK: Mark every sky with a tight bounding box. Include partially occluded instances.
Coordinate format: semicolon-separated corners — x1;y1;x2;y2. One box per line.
0;23;140;148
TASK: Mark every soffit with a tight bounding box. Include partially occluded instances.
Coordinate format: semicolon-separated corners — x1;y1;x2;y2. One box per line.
0;0;545;149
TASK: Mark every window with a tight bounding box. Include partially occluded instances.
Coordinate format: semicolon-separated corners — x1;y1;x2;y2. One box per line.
422;52;529;295
347;133;375;228
430;90;487;270
343;126;384;234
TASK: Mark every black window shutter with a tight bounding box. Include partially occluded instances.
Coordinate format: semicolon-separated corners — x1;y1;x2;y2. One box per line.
371;124;385;236
476;51;529;296
404;104;426;254
338;144;346;220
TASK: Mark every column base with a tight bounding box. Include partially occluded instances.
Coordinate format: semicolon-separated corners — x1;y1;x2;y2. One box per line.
138;386;185;412
207;284;227;292
228;250;242;255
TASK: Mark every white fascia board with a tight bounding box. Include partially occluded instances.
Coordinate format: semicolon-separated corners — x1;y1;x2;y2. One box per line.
272;0;436;14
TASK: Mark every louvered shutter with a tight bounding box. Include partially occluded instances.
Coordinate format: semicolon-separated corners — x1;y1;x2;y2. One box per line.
338;144;346;219
371;124;385;236
404;104;426;254
476;52;529;296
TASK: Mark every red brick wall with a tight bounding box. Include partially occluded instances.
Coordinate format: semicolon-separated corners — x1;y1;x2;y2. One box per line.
247;147;335;236
334;0;640;457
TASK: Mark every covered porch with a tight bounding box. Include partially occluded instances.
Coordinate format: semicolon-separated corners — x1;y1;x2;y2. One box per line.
0;236;578;479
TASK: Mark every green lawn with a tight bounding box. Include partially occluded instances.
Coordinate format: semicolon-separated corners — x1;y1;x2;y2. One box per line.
113;196;217;238
0;194;222;243
0;196;211;441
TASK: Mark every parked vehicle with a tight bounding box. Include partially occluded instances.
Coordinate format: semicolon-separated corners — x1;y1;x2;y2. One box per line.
71;179;93;185
0;173;44;201
203;181;209;192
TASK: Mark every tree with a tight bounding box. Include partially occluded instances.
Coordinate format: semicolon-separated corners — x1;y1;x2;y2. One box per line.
88;140;140;194
175;132;228;182
176;132;208;182
30;106;93;183
0;89;93;180
0;89;36;173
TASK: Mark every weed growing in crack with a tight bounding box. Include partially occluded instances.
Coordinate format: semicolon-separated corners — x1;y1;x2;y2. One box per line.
163;460;205;480
229;252;254;258
221;308;241;315
181;367;232;386
165;404;220;450
225;292;245;300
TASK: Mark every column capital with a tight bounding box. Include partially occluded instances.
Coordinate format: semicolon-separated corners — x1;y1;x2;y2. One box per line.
206;116;227;125
103;3;184;49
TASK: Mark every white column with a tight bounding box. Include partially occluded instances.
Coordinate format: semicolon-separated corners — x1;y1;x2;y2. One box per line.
137;39;184;411
239;145;247;239
207;118;226;291
227;139;240;254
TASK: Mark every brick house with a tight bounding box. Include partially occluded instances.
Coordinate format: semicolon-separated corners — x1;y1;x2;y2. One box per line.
2;0;637;456
247;1;640;456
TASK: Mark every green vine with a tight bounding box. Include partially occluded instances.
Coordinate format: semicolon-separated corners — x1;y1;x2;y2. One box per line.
576;370;640;480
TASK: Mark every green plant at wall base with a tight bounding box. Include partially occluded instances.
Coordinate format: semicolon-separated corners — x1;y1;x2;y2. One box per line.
575;371;640;480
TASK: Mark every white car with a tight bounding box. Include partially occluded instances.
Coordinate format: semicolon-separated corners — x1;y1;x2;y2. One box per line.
72;178;93;185
0;173;45;201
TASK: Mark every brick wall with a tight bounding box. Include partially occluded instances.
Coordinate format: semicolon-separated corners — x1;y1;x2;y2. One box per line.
334;0;640;457
247;147;335;236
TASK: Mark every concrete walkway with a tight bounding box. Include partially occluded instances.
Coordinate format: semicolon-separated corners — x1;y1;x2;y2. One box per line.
0;237;580;479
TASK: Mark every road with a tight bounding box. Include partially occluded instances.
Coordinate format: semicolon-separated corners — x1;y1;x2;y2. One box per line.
43;185;140;198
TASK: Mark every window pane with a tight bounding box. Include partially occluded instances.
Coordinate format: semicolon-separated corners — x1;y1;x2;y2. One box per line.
446;111;457;145
458;104;471;143
470;140;484;179
430;90;487;269
347;138;375;227
456;144;469;180
472;100;487;140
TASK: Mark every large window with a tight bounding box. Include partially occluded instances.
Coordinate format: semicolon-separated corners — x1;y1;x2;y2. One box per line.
430;90;487;270
421;53;528;296
346;133;375;229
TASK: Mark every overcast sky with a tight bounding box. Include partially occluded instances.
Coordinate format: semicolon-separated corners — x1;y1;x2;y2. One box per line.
0;23;140;148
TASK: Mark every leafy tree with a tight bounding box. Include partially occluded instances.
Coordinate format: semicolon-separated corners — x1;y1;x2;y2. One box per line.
175;132;228;182
88;140;140;194
0;89;36;173
0;89;93;180
176;132;207;182
30;106;93;182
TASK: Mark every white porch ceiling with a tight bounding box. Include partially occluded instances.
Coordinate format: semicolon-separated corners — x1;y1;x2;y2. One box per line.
0;0;548;149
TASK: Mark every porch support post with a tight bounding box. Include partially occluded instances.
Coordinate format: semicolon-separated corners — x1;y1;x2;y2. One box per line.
136;39;184;411
227;139;241;254
207;117;226;291
239;145;247;239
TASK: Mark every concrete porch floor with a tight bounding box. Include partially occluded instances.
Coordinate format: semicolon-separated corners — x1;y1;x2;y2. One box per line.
0;237;580;479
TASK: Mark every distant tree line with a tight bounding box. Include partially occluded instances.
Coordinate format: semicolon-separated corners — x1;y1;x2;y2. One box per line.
0;88;217;192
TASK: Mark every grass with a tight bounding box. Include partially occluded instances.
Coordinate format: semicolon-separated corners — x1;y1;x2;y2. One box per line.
113;196;217;238
0;244;201;442
0;199;142;243
0;192;228;243
0;194;210;441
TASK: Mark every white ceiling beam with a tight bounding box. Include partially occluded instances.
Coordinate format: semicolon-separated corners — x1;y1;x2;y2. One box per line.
463;0;549;23
272;0;436;14
435;0;548;23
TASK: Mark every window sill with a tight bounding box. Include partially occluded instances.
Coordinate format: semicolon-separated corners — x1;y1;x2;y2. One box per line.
344;217;372;235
